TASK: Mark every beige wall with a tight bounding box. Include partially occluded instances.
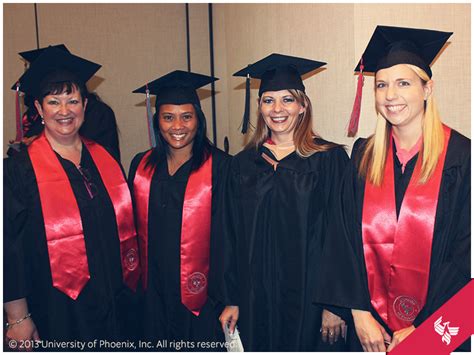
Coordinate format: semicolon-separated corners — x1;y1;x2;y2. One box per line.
4;3;470;171
214;3;471;154
4;3;190;171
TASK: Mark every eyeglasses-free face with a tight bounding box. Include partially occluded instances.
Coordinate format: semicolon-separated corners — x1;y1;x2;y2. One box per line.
158;103;199;153
259;90;305;145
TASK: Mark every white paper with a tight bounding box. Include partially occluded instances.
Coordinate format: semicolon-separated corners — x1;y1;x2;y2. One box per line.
224;323;244;352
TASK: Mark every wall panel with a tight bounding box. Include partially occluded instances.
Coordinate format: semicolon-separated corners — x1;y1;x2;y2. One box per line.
3;4;470;167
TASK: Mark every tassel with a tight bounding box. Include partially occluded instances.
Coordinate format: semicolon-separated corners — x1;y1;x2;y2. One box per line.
15;82;23;142
241;73;250;134
348;59;364;137
145;85;157;148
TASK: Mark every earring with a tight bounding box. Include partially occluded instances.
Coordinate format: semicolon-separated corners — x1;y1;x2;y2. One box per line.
41;118;44;125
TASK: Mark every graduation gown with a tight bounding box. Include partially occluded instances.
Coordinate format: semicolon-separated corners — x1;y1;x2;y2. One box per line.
128;146;229;350
81;94;121;161
314;129;471;351
211;139;349;351
4;145;137;347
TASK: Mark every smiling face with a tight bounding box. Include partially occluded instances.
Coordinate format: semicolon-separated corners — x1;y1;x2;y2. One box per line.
34;85;87;143
158;103;198;154
259;90;305;144
375;64;432;132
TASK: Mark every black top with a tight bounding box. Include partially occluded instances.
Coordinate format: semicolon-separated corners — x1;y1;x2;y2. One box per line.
314;129;470;349
211;140;349;351
4;145;134;345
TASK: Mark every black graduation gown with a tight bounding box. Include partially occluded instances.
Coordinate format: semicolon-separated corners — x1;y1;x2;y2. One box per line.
81;94;121;161
128;146;229;351
314;129;471;351
211;139;349;351
4;144;137;349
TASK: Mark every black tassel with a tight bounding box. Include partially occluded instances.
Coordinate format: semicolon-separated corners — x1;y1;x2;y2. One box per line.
241;74;250;134
224;136;229;154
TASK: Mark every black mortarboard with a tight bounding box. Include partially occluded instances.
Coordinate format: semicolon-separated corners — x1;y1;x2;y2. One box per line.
347;26;453;137
19;44;70;63
233;53;326;97
132;70;218;109
233;53;326;134
355;25;453;78
14;46;101;94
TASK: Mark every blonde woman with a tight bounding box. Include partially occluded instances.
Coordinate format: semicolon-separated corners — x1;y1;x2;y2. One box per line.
215;54;349;351
315;26;470;352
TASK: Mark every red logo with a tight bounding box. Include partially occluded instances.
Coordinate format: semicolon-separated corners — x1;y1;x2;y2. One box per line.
124;248;138;271
393;295;420;321
187;272;207;294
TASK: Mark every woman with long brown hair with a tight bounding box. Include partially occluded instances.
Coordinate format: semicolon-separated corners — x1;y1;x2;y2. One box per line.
215;53;349;351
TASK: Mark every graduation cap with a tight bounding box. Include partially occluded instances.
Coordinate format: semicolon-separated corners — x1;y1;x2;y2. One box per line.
348;25;453;137
14;46;101;95
10;46;100;143
132;70;218;148
12;44;72;91
233;53;326;134
133;70;217;108
19;44;70;63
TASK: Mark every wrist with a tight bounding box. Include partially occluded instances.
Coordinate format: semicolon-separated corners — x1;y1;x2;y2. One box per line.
351;309;370;316
6;313;32;329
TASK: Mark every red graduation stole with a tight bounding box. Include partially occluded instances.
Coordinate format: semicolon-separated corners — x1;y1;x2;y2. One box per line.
28;133;140;300
133;151;213;316
362;126;451;331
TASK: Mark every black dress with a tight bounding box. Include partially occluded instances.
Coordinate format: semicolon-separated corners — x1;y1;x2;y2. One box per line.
211;139;349;351
4;145;137;350
128;146;229;351
314;129;471;351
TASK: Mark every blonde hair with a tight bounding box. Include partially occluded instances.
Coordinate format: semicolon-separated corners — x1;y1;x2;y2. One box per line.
246;89;338;157
358;64;445;185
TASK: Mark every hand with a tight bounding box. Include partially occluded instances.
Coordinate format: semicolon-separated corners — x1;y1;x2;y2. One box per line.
352;309;391;352
386;325;415;352
219;305;239;334
321;309;346;344
5;318;40;351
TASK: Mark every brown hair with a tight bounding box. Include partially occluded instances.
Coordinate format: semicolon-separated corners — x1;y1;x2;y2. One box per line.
246;89;338;157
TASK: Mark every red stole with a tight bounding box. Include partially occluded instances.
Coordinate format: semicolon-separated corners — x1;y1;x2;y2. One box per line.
362;126;451;331
28;133;140;300
133;151;213;316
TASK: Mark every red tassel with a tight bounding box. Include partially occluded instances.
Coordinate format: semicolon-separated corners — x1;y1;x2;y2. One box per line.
15;82;23;141
348;60;364;137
